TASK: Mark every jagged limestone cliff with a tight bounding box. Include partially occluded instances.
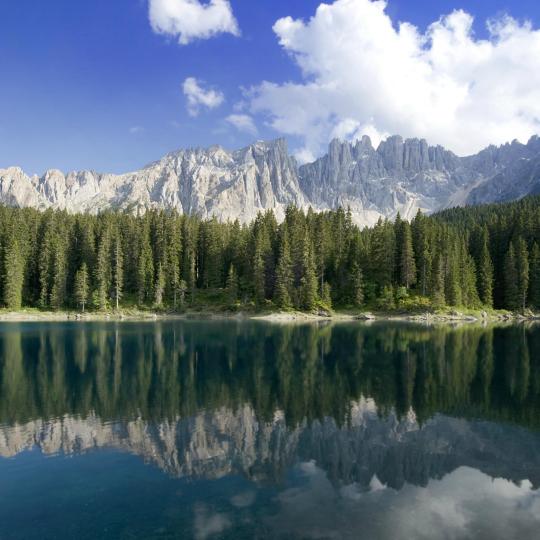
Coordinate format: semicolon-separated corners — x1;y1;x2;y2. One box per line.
1;135;540;225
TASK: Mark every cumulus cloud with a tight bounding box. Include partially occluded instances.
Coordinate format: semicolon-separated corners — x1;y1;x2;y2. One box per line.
149;0;240;45
250;0;540;159
225;113;258;135
265;463;540;539
183;77;224;116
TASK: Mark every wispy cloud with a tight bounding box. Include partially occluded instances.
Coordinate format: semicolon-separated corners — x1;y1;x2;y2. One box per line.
129;126;145;135
226;113;257;135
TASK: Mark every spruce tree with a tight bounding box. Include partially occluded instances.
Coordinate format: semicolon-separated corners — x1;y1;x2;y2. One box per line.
445;238;462;307
226;264;238;304
399;221;416;288
74;263;89;312
529;242;540;310
462;253;480;308
349;262;364;307
298;237;318;311
504;242;519;311
274;228;293;309
477;227;494;307
515;237;530;312
113;235;123;310
95;226;111;310
50;236;68;310
252;236;266;305
154;262;165;307
3;236;24;310
430;252;445;308
137;221;154;305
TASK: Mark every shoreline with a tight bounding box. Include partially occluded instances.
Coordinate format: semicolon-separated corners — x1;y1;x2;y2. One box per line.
0;308;538;325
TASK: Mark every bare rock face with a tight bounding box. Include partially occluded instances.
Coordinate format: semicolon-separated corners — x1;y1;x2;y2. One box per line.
2;399;540;488
1;135;540;225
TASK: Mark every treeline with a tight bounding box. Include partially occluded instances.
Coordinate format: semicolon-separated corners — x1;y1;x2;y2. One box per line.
0;197;539;312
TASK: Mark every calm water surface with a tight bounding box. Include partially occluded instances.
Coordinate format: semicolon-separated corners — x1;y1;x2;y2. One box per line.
1;320;540;539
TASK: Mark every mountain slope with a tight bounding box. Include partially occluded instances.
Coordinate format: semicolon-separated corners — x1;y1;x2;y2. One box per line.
1;135;540;225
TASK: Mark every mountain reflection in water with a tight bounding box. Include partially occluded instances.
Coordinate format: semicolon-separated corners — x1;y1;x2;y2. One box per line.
1;320;540;540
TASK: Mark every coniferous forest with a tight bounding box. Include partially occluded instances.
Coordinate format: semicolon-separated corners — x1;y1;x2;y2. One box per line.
0;196;539;313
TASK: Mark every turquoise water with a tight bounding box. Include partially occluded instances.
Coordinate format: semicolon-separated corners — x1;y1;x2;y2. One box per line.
1;321;540;539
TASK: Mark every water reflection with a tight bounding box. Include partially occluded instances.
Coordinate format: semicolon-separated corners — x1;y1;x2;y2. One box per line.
2;320;540;539
1;321;540;487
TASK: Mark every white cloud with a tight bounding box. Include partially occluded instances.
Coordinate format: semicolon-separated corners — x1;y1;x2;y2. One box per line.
225;113;258;135
149;0;240;45
265;463;540;539
250;0;540;159
193;505;231;540
129;126;145;135
183;77;224;116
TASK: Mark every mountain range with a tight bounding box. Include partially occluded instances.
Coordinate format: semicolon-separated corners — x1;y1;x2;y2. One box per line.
2;400;540;489
1;135;540;225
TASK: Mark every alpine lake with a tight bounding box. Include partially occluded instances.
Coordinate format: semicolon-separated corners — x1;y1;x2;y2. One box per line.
1;319;540;540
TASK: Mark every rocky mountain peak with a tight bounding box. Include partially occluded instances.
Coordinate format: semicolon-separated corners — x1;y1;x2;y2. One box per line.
1;135;540;226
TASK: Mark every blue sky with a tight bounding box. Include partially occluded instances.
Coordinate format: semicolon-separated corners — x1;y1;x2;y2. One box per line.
1;0;540;174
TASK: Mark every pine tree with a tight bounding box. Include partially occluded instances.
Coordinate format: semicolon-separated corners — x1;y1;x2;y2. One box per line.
529;242;540;310
299;241;318;311
226;264;238;304
252;235;266;305
444;238;462;307
504;242;519;311
3;236;24;310
370;219;395;291
399;221;416;288
349;262;364;307
178;280;188;309
412;210;431;297
113;235;123;310
50;234;68;310
462;253;480;308
274;228;293;309
430;252;445;308
95;226;111;310
321;282;332;308
38;214;55;308
74;263;89;312
154;262;165;307
515;237;530;312
477;227;494;307
137;221;154;305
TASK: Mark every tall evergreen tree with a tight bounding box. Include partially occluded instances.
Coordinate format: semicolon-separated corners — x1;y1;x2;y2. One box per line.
137;220;154;305
349;262;364;307
399;221;416;288
252;233;266;305
3;236;24;310
504;242;519;311
274;227;293;309
430;252;445;308
529;242;540;310
299;240;318;311
515;237;530;312
74;263;89;312
95;225;112;310
226;264;238;304
477;227;494;307
113;234;123;310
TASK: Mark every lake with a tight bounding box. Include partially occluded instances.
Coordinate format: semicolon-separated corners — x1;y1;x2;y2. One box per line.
1;320;540;539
